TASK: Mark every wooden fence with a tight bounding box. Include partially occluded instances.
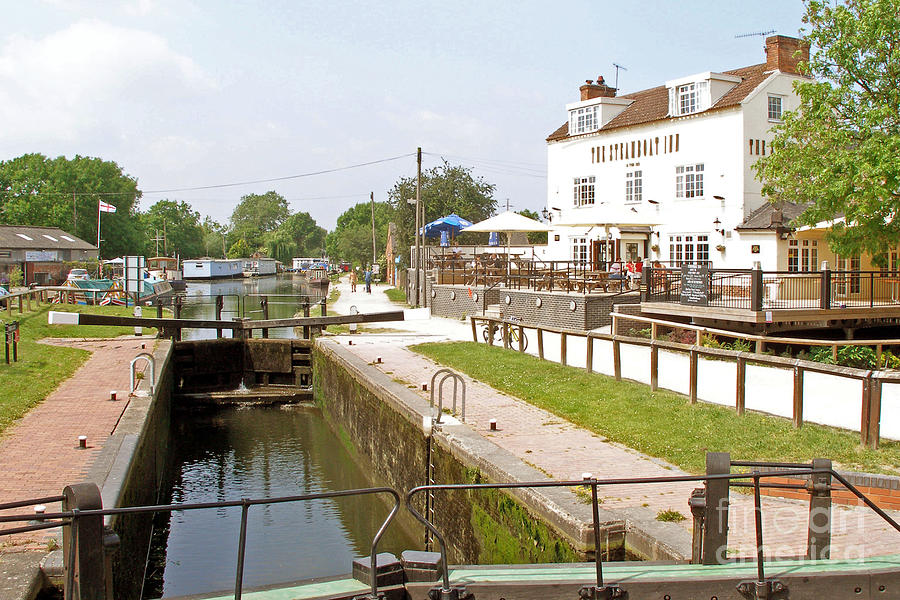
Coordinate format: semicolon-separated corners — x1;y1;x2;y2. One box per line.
469;313;899;449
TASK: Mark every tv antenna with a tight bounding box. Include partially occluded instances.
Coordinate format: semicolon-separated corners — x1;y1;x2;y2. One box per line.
735;29;776;38
612;62;628;92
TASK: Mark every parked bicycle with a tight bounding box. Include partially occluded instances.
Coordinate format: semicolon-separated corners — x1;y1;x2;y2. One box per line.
481;321;528;351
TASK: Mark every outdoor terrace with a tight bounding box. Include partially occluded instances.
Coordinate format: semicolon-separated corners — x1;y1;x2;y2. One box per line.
641;266;900;333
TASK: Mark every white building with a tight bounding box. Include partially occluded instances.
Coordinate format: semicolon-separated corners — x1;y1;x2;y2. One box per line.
544;35;809;271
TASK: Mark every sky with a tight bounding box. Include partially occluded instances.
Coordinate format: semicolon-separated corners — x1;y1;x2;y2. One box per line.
0;1;807;231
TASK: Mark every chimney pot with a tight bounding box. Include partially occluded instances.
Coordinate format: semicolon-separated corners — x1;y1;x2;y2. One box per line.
586;80;593;85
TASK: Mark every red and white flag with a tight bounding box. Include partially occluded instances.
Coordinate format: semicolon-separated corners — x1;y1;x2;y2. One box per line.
99;201;117;213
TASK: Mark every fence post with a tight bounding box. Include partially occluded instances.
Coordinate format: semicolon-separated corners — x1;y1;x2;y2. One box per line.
702;452;730;565
560;332;567;366
260;296;269;339
302;300;311;340
63;482;108;600
689;348;698;404
470;317;478;342
820;263;831;310
518;324;524;352
750;263;763;312
793;364;804;428
537;328;544;360
736;355;746;416
613;337;621;381
807;458;832;560
586;334;593;373
861;374;882;449
216;295;224;339
641;260;651;301
650;342;658;391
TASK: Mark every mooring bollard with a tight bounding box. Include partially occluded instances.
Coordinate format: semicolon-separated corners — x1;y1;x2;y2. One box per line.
489;418;497;431
78;435;87;449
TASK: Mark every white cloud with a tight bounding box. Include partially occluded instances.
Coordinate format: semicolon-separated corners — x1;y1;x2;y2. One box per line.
0;19;214;145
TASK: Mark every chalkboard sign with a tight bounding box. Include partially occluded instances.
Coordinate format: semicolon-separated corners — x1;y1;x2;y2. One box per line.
680;264;709;306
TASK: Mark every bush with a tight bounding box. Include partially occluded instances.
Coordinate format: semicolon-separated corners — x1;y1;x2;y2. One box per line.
700;334;723;349
730;338;752;352
8;265;23;287
807;345;878;369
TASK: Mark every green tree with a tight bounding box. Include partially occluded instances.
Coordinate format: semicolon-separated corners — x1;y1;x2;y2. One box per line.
0;153;143;258
200;217;228;258
229;191;290;251
754;0;900;262
138;199;205;258
386;161;497;261
326;201;392;267
227;238;252;259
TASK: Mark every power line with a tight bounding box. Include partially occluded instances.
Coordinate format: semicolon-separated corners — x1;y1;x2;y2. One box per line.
0;153;415;197
424;152;547;179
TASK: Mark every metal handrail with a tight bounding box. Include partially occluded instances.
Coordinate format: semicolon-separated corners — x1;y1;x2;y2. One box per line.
406;468;900;598
0;486;401;600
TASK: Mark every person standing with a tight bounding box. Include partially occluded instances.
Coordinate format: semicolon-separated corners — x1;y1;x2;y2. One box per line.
364;267;372;293
349;269;358;292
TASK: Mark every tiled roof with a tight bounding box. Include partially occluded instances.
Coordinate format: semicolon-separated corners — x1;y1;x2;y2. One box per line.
0;225;95;250
737;201;807;230
547;63;772;142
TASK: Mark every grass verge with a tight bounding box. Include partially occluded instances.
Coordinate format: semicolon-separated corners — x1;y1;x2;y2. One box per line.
384;287;408;305
411;342;900;475
0;303;152;436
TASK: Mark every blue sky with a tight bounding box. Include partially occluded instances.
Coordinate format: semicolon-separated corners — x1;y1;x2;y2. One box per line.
0;1;806;230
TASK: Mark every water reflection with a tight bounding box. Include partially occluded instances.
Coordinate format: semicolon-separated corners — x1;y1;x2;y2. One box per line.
144;404;419;598
179;274;325;340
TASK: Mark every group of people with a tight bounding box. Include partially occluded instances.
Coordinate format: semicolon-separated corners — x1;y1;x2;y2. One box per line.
607;260;644;288
348;267;373;293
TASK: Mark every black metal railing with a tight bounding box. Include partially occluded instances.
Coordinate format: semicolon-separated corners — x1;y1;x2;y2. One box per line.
406;468;900;600
0;486;399;600
433;259;639;295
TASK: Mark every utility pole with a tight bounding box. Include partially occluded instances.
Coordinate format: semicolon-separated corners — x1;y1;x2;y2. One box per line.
150;230;164;256
370;191;377;267
163;220;168;255
73;192;77;233
415;147;422;307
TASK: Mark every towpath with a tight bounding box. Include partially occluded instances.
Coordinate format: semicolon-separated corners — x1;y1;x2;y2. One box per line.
0;337;153;552
331;277;900;560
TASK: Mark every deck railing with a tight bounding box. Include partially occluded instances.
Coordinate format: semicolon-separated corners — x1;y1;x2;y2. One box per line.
432;258;637;294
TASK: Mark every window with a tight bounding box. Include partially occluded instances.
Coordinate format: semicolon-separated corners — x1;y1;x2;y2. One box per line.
571;237;589;266
60;235;75;242
15;233;34;241
569;106;598;135
669;234;709;265
573;176;596;207
625;169;642;204
675;163;704;198
788;239;818;272
670;81;709;116
768;95;783;121
42;234;58;242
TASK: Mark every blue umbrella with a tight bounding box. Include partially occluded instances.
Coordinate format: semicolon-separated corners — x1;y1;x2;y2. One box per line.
422;213;474;238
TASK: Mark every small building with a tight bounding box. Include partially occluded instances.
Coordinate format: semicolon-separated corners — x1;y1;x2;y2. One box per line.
0;225;98;286
182;258;243;280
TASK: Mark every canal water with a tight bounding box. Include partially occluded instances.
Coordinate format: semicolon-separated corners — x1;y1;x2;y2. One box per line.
143;275;421;598
179;273;325;340
143;404;421;599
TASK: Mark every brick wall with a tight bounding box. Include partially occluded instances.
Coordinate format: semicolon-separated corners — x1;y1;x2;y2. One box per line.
428;285;640;331
759;472;900;512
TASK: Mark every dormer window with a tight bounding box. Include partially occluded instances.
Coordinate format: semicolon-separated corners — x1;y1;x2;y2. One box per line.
569;106;599;135
670;81;709;116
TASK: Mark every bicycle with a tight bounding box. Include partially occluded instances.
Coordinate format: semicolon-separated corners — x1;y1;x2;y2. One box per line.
482;321;528;351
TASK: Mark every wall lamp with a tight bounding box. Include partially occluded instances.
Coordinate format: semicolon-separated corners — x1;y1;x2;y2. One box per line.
713;217;725;235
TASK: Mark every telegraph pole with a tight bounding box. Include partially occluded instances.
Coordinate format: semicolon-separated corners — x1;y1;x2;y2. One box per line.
370;192;377;267
414;147;422;307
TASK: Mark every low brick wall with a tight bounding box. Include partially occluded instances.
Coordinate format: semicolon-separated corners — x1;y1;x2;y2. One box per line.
429;285;641;330
759;472;900;511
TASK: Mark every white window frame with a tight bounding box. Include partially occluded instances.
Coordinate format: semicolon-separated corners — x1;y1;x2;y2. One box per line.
573;176;596;207
569;106;598;135
768;95;783;121
669;234;709;265
675;163;704;199
670;81;709;116
625;169;642;204
571;237;589;266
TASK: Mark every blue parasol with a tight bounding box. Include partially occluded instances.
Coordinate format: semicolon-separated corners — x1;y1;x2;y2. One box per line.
422;213;474;238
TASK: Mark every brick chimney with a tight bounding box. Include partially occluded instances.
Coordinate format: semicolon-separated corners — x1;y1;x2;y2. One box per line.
580;75;616;101
765;35;809;75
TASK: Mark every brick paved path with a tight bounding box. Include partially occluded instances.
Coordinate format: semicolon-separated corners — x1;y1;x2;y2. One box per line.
0;337;152;551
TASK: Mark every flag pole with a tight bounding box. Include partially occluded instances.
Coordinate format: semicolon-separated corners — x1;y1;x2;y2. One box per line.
97;199;102;264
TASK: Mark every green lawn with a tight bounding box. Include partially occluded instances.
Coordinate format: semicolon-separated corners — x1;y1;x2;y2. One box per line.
412;342;900;475
384;287;408;304
0;303;152;435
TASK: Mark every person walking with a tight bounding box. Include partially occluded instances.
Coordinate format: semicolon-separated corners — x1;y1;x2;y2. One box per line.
349;268;358;292
364;267;372;293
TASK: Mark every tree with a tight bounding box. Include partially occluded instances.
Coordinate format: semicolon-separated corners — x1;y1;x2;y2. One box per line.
227;238;252;259
229;191;290;251
326;201;392;267
385;161;497;261
754;0;900;262
0;153;143;258
200;217;228;258
139;199;205;258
